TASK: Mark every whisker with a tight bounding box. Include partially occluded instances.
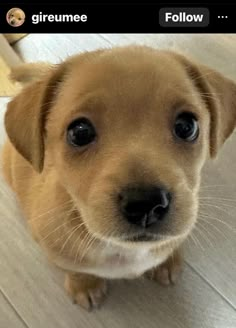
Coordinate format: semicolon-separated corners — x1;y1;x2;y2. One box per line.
198;217;229;239
70;222;87;255
188;234;198;249
196;221;215;247
193;225;210;249
40;221;67;242
198;213;235;232
199;202;234;217
200;202;236;211
200;184;227;189
48;219;86;250
59;224;84;255
76;225;116;264
41;206;77;232
47;224;79;249
79;235;97;264
74;231;91;264
199;196;236;203
29;199;74;223
189;232;204;251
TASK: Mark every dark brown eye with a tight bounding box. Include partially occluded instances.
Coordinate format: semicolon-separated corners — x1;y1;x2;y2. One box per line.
174;112;199;142
67;118;96;147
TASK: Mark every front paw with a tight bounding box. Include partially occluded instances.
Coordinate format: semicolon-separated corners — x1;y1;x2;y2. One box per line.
145;250;182;286
64;272;107;311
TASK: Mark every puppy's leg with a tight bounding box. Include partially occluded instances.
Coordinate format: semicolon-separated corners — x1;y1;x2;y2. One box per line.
145;249;182;286
64;272;107;311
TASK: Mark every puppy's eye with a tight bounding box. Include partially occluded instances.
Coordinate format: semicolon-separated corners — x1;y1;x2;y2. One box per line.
18;18;22;21
11;14;14;17
174;112;199;142
67;118;96;147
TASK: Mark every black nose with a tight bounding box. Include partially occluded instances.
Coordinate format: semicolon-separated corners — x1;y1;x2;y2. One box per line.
119;186;171;228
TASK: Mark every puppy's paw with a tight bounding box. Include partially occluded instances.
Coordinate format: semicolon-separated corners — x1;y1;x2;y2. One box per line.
64;272;107;311
145;250;182;286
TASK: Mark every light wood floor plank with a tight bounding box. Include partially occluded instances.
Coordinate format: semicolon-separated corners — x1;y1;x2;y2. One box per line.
14;34;111;63
185;134;236;308
0;290;27;328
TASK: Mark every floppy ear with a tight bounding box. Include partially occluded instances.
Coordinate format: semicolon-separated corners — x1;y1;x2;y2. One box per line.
175;53;236;158
5;65;64;173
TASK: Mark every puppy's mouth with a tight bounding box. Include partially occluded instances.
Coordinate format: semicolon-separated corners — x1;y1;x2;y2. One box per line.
130;234;155;242
119;231;169;243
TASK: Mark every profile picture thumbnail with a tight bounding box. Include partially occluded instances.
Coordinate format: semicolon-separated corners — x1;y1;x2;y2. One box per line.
6;8;25;27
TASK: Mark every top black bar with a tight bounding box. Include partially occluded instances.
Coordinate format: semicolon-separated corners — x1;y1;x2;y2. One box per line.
1;4;235;33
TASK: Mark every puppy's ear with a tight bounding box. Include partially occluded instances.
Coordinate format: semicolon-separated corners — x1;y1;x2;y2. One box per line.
5;65;64;172
175;53;236;158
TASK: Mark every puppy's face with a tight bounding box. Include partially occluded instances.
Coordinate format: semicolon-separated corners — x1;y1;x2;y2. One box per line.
8;8;25;26
48;50;209;248
5;47;236;253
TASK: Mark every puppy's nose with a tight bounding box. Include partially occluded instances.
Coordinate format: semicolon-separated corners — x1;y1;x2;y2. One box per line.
119;186;171;228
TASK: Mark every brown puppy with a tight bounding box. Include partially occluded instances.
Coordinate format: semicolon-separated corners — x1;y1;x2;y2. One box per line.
2;46;236;310
7;8;25;27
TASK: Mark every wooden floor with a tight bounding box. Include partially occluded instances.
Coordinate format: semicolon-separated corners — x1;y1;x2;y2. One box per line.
0;34;236;327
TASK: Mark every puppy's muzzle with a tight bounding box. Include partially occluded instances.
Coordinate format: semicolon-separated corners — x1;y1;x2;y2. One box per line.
119;186;171;229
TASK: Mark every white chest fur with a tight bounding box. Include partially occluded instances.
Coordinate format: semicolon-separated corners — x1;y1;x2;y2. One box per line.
54;242;169;279
88;247;168;279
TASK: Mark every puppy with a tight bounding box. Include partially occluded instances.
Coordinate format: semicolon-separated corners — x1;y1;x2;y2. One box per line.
7;8;25;27
2;46;236;310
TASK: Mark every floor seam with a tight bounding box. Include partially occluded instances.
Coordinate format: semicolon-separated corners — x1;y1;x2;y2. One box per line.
185;260;236;311
0;287;29;328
